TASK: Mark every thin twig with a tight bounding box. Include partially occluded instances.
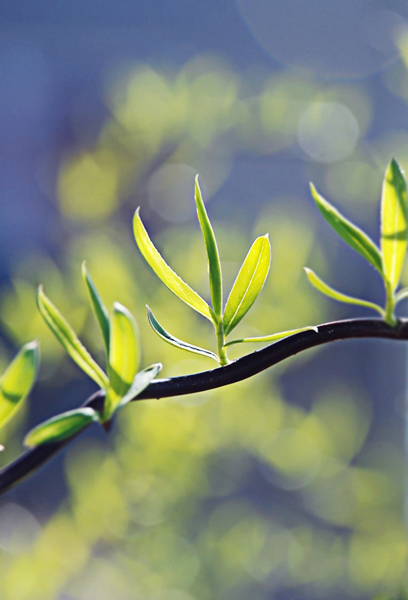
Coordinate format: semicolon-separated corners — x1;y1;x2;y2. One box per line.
1;317;407;496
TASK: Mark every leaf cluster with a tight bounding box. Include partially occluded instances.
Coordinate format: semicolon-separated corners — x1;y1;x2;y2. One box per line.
134;176;315;366
24;267;162;447
306;159;408;326
1;157;407;471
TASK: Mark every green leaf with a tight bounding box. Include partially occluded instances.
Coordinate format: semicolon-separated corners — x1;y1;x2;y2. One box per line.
133;208;213;321
24;407;99;447
381;158;408;291
119;363;163;408
82;262;110;354
223;235;271;336
104;303;139;421
147;306;219;363
305;268;384;316
37;287;109;389
224;326;318;347
310;183;383;274
0;341;39;430
194;176;222;321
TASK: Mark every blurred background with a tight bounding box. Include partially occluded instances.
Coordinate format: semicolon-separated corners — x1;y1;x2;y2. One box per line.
1;1;408;598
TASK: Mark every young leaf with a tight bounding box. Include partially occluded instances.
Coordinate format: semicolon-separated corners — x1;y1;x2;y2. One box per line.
310;184;383;274
133;209;213;321
223;235;271;336
147;306;219;363
104;303;139;421
0;341;39;430
305;268;384;316
224;326;318;347
194;176;222;321
37;287;109;389
381;158;408;291
119;363;163;408
82;262;110;354
24;407;99;447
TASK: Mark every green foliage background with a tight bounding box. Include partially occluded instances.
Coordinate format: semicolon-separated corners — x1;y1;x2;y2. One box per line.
2;49;408;599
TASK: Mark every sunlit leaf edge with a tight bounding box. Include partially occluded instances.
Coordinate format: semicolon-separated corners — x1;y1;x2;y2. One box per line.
380;158;408;292
224;326;318;347
118;362;163;408
305;268;384;316
310;183;383;274
24;407;99;447
104;302;139;421
82;261;110;355
194;176;222;321
0;340;39;430
147;305;219;363
133;208;214;321
37;287;109;389
223;234;271;336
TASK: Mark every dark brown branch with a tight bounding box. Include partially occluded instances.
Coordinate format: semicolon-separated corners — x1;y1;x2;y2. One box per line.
1;317;407;495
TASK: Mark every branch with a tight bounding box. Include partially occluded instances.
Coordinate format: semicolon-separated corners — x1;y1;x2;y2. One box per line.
1;317;407;495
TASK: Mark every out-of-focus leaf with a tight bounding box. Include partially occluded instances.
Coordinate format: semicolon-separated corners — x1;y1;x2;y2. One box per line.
37;286;109;389
381;158;408;291
119;363;163;408
82;261;110;354
395;286;408;305
305;268;384;315
194;176;222;321
133;208;213;321
104;303;139;421
224;325;318;347
311;183;383;274
147;306;219;363
24;407;99;447
223;235;271;336
0;341;39;430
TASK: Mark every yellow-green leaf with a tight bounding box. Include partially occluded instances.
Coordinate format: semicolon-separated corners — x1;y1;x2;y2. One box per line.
24;408;99;447
223;235;271;336
305;268;384;316
37;286;109;389
82;262;110;354
147;305;219;363
194;176;222;321
381;158;408;291
133;208;213;321
119;363;163;408
311;183;383;274
225;326;318;347
0;341;39;430
103;303;139;421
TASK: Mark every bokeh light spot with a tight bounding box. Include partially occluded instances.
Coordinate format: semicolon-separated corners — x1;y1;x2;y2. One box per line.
298;102;359;163
236;0;405;78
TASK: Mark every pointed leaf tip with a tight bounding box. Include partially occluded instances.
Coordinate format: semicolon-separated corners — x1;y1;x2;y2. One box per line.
305;268;384;316
310;184;383;274
133;208;213;321
225;325;318;347
0;341;39;430
37;286;109;389
381;158;408;291
224;234;271;336
194;177;222;321
82;262;110;354
119;362;163;408
147;306;219;363
24;407;99;447
103;302;140;421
